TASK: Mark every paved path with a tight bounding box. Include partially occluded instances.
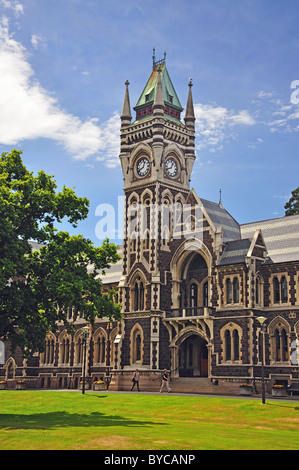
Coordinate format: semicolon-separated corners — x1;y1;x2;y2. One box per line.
43;388;299;402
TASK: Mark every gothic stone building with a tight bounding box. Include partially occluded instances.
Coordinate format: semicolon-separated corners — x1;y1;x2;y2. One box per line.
3;56;299;395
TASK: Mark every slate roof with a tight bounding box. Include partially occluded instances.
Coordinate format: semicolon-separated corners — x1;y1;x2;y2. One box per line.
200;198;241;242
217;239;251;266
240;214;299;264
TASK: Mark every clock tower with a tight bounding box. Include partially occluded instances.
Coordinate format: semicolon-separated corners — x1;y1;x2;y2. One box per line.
120;53;196;194
117;52;196;373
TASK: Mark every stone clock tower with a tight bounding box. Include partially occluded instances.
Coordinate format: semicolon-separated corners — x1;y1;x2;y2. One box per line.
116;52;197;379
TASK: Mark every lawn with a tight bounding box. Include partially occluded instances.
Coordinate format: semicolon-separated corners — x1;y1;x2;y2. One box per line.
0;391;298;450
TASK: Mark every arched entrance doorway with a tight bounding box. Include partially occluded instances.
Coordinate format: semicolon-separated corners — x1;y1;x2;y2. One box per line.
178;334;208;377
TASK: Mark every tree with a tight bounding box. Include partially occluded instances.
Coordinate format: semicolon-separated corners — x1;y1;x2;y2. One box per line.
0;150;121;356
285;187;299;216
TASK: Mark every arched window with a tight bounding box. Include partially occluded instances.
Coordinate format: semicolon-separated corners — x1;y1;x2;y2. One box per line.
130;235;137;253
7;361;15;379
272;275;289;305
186;215;196;232
271;323;289;363
203;281;209;307
258;331;263;363
190;283;198;315
161;194;172;243
44;335;55;365
73;329;89;365
134;283;139;311
139;282;144;310
59;333;71;365
256;275;263;306
233;278;239;303
136;333;142;362
174;199;183;224
133;276;145;311
281;276;288;304
226;279;232;304
233;330;240;361
273;277;280;304
162;226;170;247
130;325;144;365
222;325;242;362
225;330;231;361
281;328;288;362
275;329;280;361
143;230;150;251
63;337;70;364
95;330;106;364
77;337;83;364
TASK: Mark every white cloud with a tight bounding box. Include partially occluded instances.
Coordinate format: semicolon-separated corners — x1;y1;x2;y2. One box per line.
31;33;47;50
247;137;263;149
0;18;120;166
95;112;121;168
256;90;273;99
255;89;299;134
0;0;24;16
267;106;299;134
194;103;255;152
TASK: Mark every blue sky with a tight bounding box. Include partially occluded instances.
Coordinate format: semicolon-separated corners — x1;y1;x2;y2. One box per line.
0;0;298;245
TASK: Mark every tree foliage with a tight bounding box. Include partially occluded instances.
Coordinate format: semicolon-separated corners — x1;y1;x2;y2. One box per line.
285;187;299;216
0;150;121;356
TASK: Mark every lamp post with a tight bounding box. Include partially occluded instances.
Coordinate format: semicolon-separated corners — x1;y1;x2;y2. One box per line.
256;316;267;404
81;326;89;395
106;319;111;390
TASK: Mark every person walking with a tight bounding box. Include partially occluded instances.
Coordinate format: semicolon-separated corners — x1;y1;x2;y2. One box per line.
160;369;171;393
130;369;140;391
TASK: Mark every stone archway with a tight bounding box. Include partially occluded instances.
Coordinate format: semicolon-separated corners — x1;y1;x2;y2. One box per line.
178;334;208;377
170;239;213;311
168;324;210;378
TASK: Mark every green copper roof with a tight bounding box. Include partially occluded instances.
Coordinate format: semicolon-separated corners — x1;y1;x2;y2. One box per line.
134;62;183;119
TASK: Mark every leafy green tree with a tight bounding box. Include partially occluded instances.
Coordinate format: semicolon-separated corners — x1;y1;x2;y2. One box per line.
285;187;299;216
0;150;121;356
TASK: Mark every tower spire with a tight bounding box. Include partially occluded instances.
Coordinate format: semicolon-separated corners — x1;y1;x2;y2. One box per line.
121;80;132;128
184;78;196;129
152;48;156;67
219;189;223;208
153;65;164;116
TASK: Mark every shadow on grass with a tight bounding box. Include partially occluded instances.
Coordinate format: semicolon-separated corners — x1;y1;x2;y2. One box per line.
0;411;166;430
267;402;299;411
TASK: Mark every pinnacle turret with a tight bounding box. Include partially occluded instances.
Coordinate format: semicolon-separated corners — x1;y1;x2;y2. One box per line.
184;79;196;130
121;80;132;128
153;65;164;116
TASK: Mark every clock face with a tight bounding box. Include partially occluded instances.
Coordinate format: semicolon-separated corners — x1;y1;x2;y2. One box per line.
136;157;150;177
165;157;178;178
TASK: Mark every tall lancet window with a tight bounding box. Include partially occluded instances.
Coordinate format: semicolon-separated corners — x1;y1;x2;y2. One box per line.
133;276;145;311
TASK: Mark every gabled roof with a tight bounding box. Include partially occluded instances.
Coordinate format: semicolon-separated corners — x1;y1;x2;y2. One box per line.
218;239;251;266
240;214;299;264
199;198;241;242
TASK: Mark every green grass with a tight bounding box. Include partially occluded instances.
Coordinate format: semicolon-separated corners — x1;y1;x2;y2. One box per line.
0;391;299;450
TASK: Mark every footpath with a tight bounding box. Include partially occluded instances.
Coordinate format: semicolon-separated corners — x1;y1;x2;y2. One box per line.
48;388;299;402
